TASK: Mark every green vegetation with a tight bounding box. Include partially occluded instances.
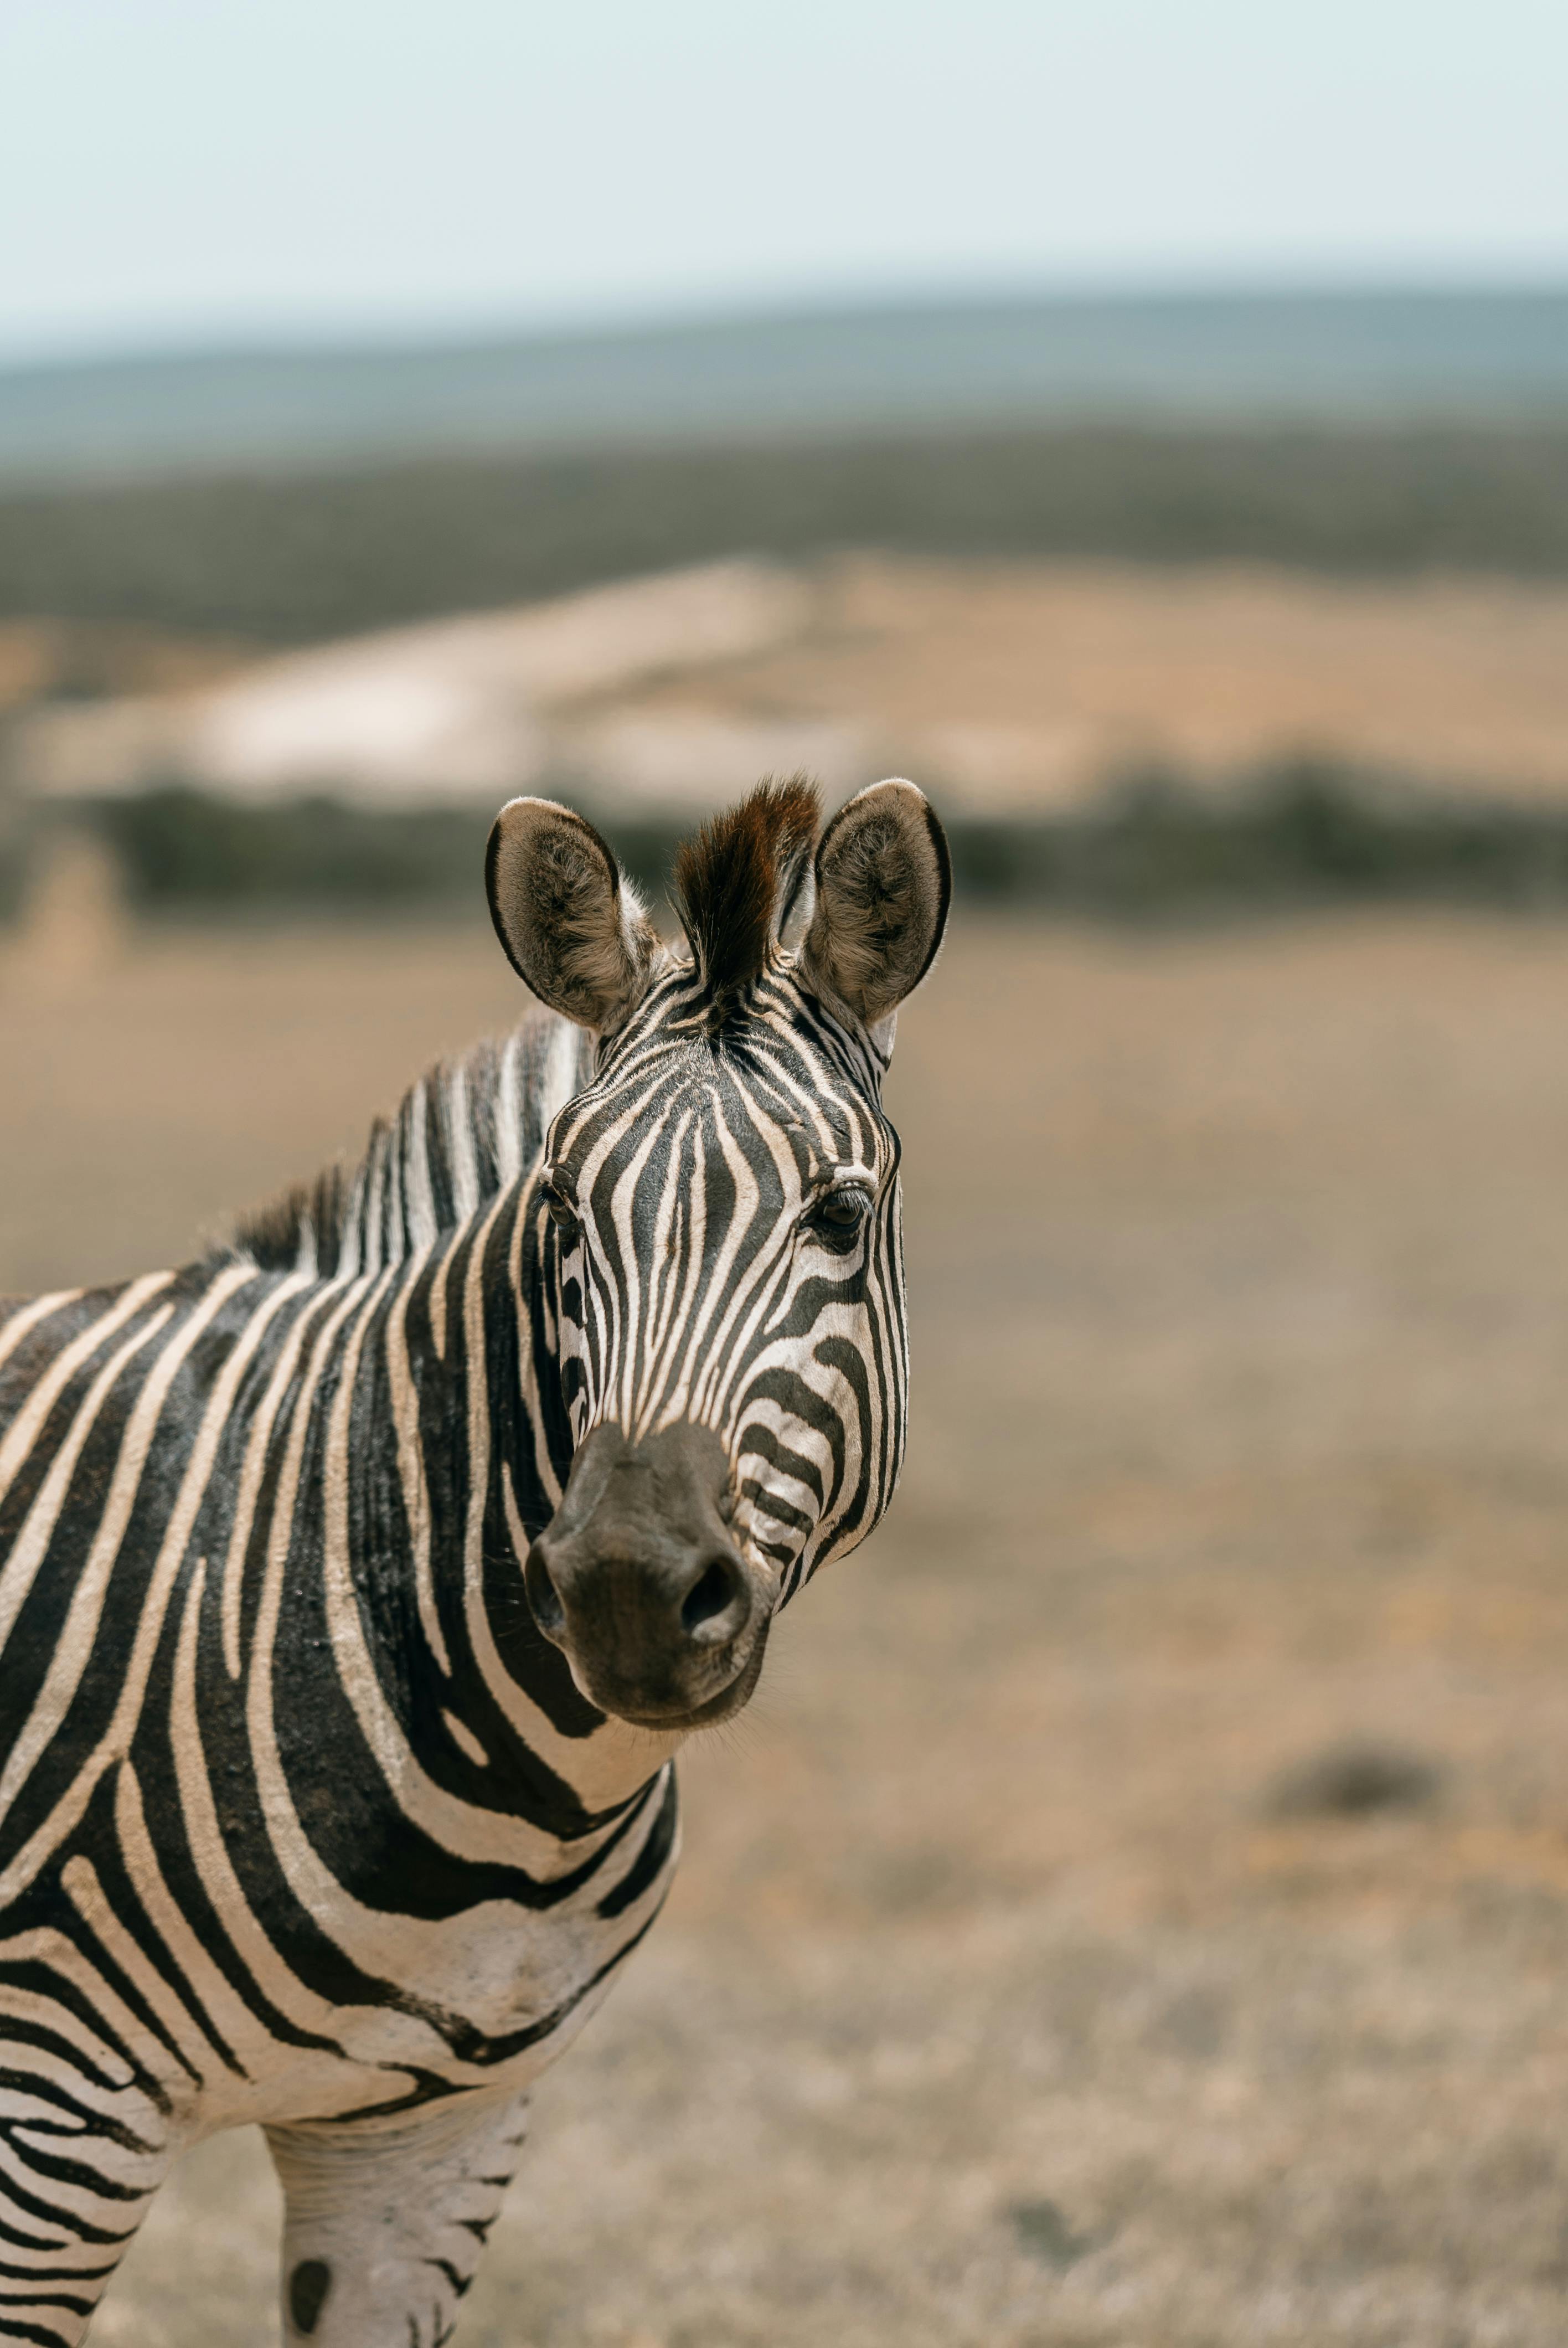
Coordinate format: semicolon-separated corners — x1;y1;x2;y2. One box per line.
0;771;32;920
95;791;486;908
947;763;1568;915
5;424;1568;643
56;764;1568;923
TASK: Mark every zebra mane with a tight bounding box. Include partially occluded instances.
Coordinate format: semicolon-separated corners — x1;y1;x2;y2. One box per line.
672;775;819;1029
233;1004;589;1278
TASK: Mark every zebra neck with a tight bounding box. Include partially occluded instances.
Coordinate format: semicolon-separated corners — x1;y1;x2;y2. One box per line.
365;1181;681;1827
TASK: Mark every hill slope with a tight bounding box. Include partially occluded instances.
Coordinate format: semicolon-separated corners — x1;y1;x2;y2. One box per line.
3;285;1567;485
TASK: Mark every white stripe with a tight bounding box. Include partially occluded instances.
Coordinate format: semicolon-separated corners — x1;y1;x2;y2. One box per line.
404;1079;438;1250
494;1033;524;1188
442;1708;487;1768
539;1016;581;1131
219;1277;329;1679
384;1241;449;1676
447;1062;480;1222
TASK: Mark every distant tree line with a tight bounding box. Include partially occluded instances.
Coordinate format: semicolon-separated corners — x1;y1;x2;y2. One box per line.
5;761;1565;924
4;424;1568;644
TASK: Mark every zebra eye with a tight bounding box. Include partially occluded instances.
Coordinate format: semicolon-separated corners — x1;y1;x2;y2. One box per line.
542;1179;579;1236
807;1186;871;1242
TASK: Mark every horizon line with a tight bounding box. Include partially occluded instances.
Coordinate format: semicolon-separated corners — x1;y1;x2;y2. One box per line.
5;265;1568;381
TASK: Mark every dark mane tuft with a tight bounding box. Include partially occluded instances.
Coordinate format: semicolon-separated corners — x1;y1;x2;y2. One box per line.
238;1165;349;1273
672;776;820;1027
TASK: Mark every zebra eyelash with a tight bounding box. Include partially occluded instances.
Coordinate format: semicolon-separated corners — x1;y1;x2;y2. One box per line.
802;1160;880;1206
800;1181;876;1248
817;1160;879;1189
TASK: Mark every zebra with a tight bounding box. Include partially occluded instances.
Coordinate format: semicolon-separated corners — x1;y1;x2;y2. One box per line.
0;774;950;2346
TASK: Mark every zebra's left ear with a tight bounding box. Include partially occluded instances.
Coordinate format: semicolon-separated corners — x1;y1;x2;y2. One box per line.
486;797;661;1031
800;780;951;1032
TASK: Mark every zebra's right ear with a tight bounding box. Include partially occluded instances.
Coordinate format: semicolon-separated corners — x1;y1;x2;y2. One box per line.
486;797;661;1032
800;779;951;1032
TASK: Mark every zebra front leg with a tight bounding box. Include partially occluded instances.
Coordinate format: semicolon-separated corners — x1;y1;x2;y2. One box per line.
264;2089;530;2348
0;2068;172;2348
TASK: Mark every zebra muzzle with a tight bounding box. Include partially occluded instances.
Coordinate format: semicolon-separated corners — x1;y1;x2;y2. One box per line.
524;1419;770;1729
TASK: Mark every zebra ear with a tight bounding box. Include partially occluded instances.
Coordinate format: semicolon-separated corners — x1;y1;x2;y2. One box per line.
486;797;660;1031
800;780;951;1031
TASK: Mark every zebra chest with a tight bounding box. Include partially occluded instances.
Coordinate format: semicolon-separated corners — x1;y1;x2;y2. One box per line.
219;1716;680;2043
13;1737;681;2135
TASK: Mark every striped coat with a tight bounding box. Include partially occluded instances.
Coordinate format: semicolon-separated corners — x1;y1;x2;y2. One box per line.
0;777;950;2345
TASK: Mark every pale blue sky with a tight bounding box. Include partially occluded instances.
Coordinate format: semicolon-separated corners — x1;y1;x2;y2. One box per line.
3;0;1566;362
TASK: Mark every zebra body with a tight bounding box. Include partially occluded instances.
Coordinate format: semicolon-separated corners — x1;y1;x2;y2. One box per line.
0;779;949;2345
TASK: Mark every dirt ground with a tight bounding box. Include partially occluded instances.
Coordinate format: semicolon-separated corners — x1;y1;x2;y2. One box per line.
6;906;1568;2345
586;556;1568;809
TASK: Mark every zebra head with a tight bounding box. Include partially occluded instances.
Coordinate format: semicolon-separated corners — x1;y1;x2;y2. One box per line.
487;777;950;1732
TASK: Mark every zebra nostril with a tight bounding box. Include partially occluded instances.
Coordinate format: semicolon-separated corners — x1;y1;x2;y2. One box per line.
680;1554;744;1639
524;1547;566;1638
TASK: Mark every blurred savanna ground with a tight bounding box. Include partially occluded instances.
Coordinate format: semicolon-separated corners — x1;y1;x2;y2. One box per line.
8;890;1568;2344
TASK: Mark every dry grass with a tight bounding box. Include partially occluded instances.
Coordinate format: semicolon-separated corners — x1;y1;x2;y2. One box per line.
6;908;1568;2343
0;616;251;711
16;554;1568;829
616;555;1568;807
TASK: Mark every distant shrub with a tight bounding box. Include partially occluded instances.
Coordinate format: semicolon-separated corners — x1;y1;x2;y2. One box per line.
72;766;1568;921
96;789;488;907
943;762;1568;915
0;754;34;923
0;835;28;923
